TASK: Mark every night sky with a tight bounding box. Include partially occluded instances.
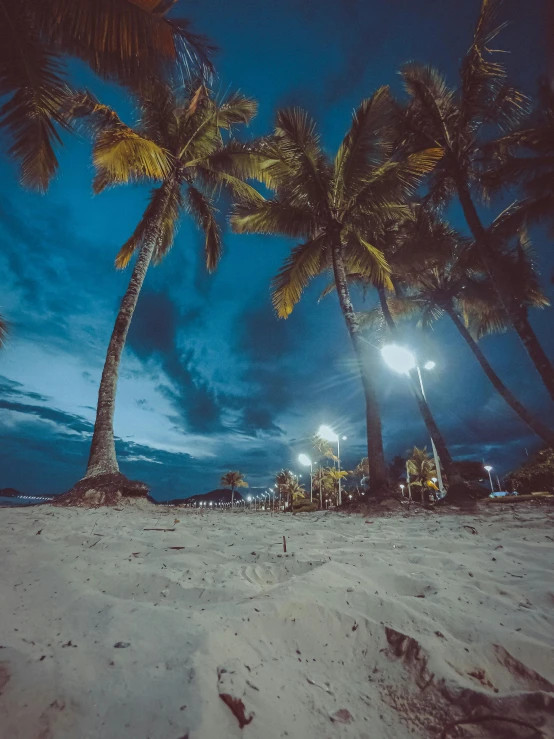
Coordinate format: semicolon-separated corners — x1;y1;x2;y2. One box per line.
0;0;552;499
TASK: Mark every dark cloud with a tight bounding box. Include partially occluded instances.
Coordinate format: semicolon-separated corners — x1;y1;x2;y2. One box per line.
127;290;224;433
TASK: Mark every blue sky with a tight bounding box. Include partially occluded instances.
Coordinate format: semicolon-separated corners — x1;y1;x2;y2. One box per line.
0;0;552;498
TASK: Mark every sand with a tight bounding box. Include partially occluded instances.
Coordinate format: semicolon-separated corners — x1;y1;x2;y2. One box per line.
0;502;553;739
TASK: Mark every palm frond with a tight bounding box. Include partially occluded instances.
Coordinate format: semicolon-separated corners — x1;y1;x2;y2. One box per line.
0;4;69;191
231;198;316;238
350;148;443;216
343;234;392;290
459;0;507;126
34;0;214;83
216;91;258;128
271;235;328;318
186;185;221;271
114;182;174;268
400;63;456;147
333;86;394;204
270;108;331;209
152;185;183;264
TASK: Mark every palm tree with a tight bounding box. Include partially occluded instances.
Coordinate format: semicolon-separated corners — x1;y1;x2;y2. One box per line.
0;0;212;191
288;479;307;509
312;466;347;507
396;0;554;401
231;93;442;492
386;213;554;448
406;446;438;504
220;471;248;506
66;83;257;497
321;213;469;500
275;469;295;510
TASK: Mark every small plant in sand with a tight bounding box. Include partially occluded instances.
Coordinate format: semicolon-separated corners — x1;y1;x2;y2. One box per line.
220;471;248;506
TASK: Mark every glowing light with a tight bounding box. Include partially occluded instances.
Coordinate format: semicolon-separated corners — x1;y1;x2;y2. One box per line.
298;453;312;466
484;465;492;472
381;344;416;374
424;360;436;371
318;424;338;442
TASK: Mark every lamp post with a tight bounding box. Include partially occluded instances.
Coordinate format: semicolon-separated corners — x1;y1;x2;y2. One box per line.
400;484;405;497
318;425;346;505
484;465;494;494
381;345;445;497
298;454;313;502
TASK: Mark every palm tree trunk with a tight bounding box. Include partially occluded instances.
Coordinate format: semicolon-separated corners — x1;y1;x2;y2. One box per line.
446;307;554;447
455;178;554;403
377;287;461;490
330;232;388;491
85;182;173;478
231;486;235;506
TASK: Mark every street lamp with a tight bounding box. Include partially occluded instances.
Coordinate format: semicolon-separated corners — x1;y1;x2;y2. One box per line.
400;484;405;496
381;345;445;497
484;465;494;494
318;425;346;505
298;454;313;502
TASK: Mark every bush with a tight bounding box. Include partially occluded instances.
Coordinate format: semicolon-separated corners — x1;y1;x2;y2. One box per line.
293;501;318;513
505;447;554;495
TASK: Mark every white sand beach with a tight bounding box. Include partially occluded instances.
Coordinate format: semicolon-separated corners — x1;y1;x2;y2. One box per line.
1;503;553;739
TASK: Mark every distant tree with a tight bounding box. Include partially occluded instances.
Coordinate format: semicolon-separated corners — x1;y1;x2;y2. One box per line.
275;469;295;510
65;83;257;499
288;479;307;511
313;466;348;507
220;471;248;506
0;0;212;191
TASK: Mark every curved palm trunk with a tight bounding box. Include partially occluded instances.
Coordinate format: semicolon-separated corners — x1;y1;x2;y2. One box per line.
331;234;387;491
446;307;554;447
455;178;554;403
231;486;235;506
377;288;461;489
85;182;173;478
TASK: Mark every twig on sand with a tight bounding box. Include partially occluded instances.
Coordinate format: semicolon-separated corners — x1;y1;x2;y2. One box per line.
283;535;287;553
439;714;544;738
143;528;176;532
463;525;478;535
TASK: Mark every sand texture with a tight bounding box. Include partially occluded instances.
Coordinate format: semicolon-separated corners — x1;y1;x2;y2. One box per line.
1;504;553;738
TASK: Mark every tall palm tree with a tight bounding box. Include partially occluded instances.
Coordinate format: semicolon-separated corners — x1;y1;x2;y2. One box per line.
396;0;554;401
0;0;212;191
320;211;469;500
231;92;442;492
220;471;248;506
66;83;257;497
